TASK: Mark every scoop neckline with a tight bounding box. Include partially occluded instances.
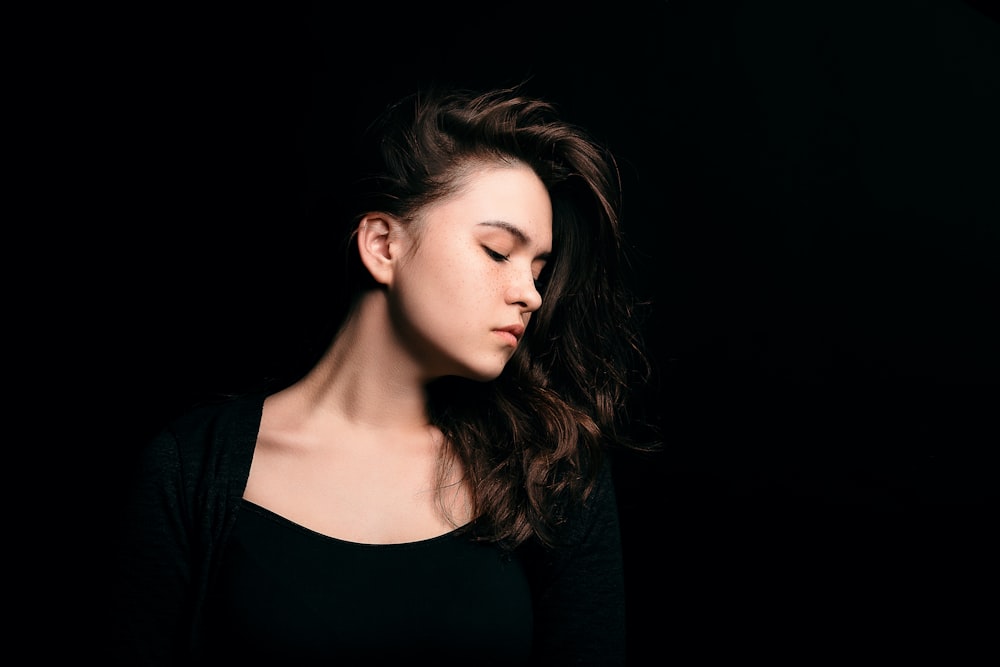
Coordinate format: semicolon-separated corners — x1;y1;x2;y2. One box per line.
239;497;472;548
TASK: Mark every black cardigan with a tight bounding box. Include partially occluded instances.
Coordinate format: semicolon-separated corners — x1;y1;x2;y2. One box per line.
110;392;627;665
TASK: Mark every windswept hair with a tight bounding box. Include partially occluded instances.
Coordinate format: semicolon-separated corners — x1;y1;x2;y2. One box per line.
336;84;651;550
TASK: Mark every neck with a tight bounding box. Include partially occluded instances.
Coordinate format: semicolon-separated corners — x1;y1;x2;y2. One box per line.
282;290;433;431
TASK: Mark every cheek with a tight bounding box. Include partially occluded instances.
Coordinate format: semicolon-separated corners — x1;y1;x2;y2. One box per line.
410;256;482;315
447;253;501;298
404;242;504;312
450;265;494;309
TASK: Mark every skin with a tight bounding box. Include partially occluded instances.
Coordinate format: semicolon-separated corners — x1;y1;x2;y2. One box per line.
382;164;552;382
244;163;553;544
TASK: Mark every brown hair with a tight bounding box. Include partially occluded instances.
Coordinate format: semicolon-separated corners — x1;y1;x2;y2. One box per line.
336;85;651;550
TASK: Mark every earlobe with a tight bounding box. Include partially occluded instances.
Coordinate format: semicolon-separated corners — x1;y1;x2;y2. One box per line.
356;213;396;286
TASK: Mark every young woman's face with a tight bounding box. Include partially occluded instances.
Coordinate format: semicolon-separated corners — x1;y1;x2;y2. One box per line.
389;163;553;382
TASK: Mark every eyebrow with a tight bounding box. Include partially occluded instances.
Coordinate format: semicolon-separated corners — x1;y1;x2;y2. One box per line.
477;220;552;260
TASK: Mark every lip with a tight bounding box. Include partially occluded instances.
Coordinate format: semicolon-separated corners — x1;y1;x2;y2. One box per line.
494;324;525;346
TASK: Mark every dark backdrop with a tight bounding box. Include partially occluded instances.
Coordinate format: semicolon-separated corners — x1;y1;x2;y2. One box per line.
102;1;997;662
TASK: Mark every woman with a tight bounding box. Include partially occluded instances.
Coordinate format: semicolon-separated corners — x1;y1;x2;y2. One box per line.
111;84;652;665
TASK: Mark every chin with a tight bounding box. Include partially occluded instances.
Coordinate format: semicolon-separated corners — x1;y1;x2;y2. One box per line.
453;359;510;383
434;351;513;383
460;368;505;383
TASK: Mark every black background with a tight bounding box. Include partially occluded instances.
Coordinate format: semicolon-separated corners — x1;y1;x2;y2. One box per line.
98;1;997;661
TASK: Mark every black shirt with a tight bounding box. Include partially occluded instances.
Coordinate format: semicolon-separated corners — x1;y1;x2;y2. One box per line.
203;499;534;664
111;392;627;665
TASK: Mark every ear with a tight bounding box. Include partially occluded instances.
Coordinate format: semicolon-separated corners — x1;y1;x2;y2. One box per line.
356;213;399;286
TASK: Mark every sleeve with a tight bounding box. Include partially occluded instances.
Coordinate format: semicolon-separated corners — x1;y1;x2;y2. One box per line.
528;459;628;665
110;427;197;666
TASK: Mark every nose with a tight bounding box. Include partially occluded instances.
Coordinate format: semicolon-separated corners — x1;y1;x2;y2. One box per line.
506;269;543;313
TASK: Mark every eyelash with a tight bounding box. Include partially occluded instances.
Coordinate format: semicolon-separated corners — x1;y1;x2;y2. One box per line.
484;246;546;290
483;246;510;262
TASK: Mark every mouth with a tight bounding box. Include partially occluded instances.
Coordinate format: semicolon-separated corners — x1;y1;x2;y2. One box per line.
494;324;525;347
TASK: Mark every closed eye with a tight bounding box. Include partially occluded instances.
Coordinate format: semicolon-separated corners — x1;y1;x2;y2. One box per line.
483;246;510;262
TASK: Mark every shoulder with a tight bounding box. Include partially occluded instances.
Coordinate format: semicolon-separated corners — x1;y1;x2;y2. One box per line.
164;392;267;447
531;456;622;559
574;456;621;542
139;392;268;489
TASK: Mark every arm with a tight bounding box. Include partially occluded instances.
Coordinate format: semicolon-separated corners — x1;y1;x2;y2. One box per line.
529;459;627;665
110;428;196;665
